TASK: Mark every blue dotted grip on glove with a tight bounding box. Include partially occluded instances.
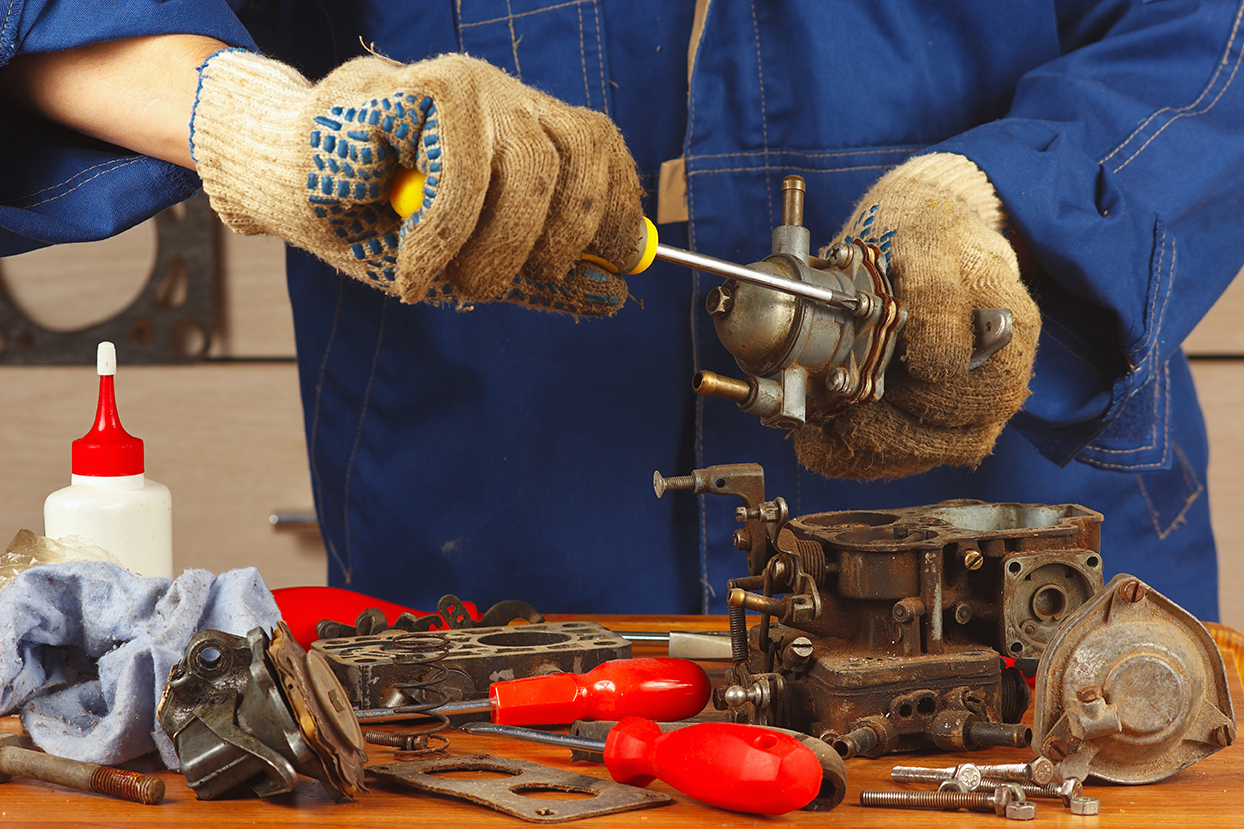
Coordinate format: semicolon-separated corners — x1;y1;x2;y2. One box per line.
305;94;440;286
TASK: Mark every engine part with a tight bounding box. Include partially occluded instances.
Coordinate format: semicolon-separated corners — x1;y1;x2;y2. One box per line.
0;733;164;805
314;593;544;639
659;463;1105;757
311;621;631;720
156;621;367;801
568;719;848;812
368;754;671;823
1033;574;1236;784
859;784;1025;816
690;176;908;430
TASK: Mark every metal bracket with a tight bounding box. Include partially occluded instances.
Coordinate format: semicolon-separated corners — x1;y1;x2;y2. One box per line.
369;754;672;822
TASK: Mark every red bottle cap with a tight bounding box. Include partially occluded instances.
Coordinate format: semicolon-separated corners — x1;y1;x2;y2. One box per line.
71;342;144;477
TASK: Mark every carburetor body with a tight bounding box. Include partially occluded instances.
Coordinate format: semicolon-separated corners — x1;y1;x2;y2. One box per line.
656;464;1104;758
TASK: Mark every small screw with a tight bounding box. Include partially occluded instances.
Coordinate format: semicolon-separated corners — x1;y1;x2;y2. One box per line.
1215;724;1236;747
962;549;984;571
1076;686;1102;703
0;734;163;805
824;367;851;394
1070;796;1101;815
827;242;853;269
733;528;751;551
705;285;733;317
1117;579;1146;603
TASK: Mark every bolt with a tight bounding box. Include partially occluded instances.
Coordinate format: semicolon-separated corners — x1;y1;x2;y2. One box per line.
789;637;814;660
0;734;163;805
826;242;853;269
1117;579;1146;603
1069;796;1101;815
825;367;851;395
860;785;1021;816
979;776;1082;806
953;602;973;624
1006;801;1038;820
1076;686;1102;704
962;549;984;571
705;285;734;317
1215;724;1236;746
732;528;751;551
891;763;983;791
977;757;1056;786
652;471;695;498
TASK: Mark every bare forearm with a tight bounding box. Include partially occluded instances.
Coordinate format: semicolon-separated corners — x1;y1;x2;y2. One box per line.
0;35;228;170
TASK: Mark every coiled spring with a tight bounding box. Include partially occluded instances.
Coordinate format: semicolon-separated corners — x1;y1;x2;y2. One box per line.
363;632;452;756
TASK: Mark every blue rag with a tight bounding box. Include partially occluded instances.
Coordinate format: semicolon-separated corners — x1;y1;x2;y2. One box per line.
0;561;282;768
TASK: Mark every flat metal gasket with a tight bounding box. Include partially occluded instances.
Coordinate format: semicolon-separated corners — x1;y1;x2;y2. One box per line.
368;754;671;822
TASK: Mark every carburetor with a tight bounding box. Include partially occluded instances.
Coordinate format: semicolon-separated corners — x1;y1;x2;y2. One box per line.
661;175;1011;430
655;463;1105;759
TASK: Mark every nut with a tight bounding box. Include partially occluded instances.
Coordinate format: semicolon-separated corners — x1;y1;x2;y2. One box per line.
1006;801;1038;820
993;784;1025;816
1070;796;1100;815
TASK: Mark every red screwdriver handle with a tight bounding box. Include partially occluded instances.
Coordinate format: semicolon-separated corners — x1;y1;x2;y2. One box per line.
489;658;710;726
604;717;822;815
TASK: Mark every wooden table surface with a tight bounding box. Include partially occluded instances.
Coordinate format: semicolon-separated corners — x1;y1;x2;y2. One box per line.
0;615;1238;827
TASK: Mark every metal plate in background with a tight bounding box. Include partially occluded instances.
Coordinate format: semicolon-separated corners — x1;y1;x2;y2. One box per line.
312;621;632;714
369;755;671;822
0;193;216;364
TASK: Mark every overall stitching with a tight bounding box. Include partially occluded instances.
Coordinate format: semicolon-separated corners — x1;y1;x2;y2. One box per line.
1100;0;1244;173
308;274;352;581
687;0;709;614
1084;227;1176;462
1136;439;1203;539
693;162;899;176
504;0;523;78
576;1;592;108
690;146;922;162
2;159;129;204
341;297;389;582
1087;360;1172;471
590;0;609;116
459;0;591;29
748;0;773;223
0;1;17;62
7;159;146;209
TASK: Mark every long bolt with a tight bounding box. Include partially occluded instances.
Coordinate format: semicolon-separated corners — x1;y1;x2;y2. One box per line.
891;763;983;791
0;735;164;805
861;785;1020;816
978;776;1082;805
977;758;1055;786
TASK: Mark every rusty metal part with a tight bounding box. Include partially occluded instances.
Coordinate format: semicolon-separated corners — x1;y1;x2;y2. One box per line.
978;758;1056;786
568;719;848;812
1006;800;1038;820
1033;573;1236;784
368;754;671;822
156;622;367;801
0;734;164;805
670;466;1103;758
890;763;983;790
978;776;1082;805
312;621;631;722
364;729;450;757
654;463;777;575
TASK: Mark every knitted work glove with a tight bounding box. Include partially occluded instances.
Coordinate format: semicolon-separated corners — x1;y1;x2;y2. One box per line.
793;153;1040;479
191;50;644;315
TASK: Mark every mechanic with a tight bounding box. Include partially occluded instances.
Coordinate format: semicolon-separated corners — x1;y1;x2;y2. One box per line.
2;1;1240;621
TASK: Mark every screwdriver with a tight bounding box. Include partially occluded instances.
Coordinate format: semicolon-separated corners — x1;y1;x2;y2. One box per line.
354;657;710;725
387;169;857;311
460;716;823;815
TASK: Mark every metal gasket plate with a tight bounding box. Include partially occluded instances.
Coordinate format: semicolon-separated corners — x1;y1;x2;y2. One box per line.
368;754;671;822
311;621;632;714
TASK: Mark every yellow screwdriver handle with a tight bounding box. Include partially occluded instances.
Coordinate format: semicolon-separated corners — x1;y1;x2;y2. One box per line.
388;167;658;276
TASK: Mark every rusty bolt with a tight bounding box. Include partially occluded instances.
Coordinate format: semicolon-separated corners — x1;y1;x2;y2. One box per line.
1076;686;1102;704
705;285;734;317
733;528;751;551
1215;724;1236;747
1042;737;1069;762
1116;579;1146;603
860;784;1021;816
980;777;1082;807
0;734;163;805
1070;796;1101;815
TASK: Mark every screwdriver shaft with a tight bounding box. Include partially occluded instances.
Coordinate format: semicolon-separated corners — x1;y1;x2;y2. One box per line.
460;721;604;752
654;243;859;311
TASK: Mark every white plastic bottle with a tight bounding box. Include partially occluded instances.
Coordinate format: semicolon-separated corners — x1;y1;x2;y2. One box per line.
43;342;173;578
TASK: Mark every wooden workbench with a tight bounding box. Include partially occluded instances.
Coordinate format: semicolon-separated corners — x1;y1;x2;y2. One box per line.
0;615;1238;826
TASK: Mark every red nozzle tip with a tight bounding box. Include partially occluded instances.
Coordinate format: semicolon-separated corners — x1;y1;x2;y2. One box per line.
71;343;144;477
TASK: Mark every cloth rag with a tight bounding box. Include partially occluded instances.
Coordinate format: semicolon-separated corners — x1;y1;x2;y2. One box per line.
0;561;281;768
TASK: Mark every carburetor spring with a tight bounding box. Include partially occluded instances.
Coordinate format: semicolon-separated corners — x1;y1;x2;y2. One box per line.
363;632;453;757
